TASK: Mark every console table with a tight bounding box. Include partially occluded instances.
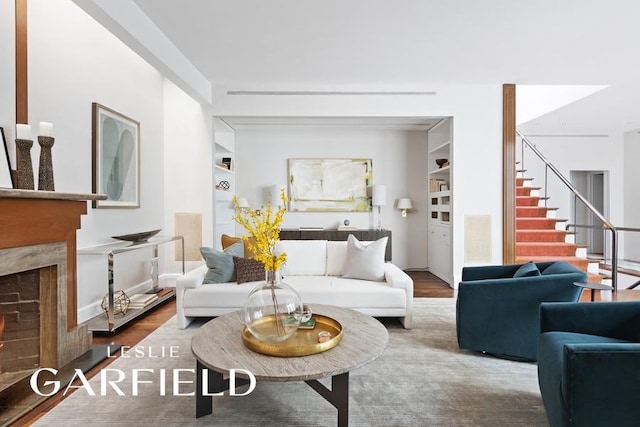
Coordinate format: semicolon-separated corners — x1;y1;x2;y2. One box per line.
78;235;184;332
280;229;392;261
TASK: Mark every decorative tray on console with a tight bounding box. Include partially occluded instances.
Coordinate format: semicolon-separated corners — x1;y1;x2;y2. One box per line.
242;314;343;357
111;229;162;243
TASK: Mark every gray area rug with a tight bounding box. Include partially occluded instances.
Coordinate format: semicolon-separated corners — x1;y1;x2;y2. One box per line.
34;299;548;426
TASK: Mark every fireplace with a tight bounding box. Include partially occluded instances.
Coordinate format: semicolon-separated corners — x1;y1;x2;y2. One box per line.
0;189;104;424
0;242;90;397
0;269;41;377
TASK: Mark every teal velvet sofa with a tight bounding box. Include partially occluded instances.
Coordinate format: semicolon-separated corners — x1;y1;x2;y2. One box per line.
456;261;586;361
538;301;640;427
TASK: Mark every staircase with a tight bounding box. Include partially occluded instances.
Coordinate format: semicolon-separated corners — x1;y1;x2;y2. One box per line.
515;172;604;283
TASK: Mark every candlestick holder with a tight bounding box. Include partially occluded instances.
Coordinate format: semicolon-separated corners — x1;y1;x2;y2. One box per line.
15;138;34;190
37;136;55;191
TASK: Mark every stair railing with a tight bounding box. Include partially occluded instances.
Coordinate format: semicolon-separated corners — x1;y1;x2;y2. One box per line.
517;130;618;291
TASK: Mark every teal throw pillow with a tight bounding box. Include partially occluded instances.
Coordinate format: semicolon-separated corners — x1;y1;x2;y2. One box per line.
513;261;540;278
541;261;573;275
200;242;244;283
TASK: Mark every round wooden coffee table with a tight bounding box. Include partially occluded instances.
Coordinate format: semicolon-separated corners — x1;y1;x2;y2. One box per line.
191;304;388;426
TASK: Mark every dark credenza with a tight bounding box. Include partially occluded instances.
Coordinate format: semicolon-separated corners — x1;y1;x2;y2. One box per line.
279;229;392;261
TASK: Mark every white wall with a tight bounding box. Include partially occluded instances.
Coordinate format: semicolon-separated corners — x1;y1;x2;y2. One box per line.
162;79;213;274
0;0;16;159
22;0;211;322
213;84;504;284
235;127;427;269
624;129;640;260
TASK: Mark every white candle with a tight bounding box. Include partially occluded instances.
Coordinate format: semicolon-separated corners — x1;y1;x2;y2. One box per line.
39;122;53;137
16;124;31;140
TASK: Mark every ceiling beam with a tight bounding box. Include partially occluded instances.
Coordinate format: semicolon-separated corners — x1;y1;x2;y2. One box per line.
72;0;212;104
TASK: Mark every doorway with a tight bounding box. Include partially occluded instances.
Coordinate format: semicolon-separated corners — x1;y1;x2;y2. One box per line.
570;171;608;256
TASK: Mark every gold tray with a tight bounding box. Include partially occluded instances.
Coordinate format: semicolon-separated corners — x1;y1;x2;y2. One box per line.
241;314;343;357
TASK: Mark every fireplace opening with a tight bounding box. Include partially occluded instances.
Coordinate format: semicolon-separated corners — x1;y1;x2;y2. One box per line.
0;268;41;394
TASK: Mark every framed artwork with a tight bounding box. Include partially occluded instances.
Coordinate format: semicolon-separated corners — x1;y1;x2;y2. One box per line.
288;158;373;212
0;127;14;189
92;103;140;208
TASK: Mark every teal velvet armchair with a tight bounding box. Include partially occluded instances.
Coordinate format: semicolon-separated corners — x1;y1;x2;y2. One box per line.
456;261;586;361
538;301;640;427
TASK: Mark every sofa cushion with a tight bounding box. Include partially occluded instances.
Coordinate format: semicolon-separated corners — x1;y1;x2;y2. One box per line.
221;234;257;258
200;242;244;284
233;257;265;284
326;241;348;276
541;261;575;276
341;235;387;281
513;261;541;278
275;240;327;276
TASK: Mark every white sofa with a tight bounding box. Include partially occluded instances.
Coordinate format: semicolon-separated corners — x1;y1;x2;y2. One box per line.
176;239;413;329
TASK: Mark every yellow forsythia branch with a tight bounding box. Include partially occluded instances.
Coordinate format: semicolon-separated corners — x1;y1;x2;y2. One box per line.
232;189;288;271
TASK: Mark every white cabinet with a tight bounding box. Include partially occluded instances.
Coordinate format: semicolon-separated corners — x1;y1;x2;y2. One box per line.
427;118;453;285
428;224;451;283
213;118;235;249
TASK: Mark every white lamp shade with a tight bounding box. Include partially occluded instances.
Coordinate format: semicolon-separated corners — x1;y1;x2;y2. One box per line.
237;197;249;208
271;185;286;207
372;185;387;206
397;198;413;210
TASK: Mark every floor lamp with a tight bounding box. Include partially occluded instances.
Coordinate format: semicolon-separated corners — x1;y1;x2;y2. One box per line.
372;185;387;230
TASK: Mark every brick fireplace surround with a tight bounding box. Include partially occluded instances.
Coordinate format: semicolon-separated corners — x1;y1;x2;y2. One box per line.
0;188;105;425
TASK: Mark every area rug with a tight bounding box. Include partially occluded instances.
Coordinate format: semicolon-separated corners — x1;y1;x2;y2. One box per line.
33;299;548;426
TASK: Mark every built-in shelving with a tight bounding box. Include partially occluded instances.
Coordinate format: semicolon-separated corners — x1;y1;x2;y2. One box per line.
214;118;236;249
427;118;453;285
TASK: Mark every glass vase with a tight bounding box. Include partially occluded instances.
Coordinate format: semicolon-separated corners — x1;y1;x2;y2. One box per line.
243;269;304;343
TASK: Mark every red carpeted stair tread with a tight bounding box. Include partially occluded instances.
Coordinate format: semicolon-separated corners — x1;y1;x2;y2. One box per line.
516;177;534;186
516;217;567;229
516;206;557;217
516;230;570;242
516;196;549;206
516;242;578;256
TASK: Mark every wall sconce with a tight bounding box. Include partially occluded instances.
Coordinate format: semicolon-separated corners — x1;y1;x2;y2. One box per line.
372;185;387;230
397;198;413;217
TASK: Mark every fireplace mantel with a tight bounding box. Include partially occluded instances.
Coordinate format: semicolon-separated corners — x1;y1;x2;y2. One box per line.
0;189;106;329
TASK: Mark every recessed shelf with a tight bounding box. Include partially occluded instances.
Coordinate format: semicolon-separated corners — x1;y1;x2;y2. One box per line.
215;165;234;174
429;165;450;175
428;140;450;154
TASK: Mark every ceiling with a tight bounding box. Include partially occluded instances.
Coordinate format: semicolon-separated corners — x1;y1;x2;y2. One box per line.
108;1;640;134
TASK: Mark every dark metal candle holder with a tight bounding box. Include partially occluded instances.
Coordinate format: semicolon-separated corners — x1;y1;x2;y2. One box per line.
15;138;34;189
37;136;55;191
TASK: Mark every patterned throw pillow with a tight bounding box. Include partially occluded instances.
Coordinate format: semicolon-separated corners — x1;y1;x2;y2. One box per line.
233;257;265;284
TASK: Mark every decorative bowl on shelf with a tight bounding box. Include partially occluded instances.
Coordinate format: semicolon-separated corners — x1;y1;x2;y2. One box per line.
435;158;448;168
111;229;161;243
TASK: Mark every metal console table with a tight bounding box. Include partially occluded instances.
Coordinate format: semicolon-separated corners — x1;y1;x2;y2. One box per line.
78;235;184;332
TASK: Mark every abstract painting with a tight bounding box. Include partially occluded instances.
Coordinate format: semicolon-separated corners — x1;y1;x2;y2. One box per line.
92;103;140;208
288;158;373;212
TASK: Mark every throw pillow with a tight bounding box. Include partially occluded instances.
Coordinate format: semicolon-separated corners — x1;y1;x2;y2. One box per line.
540;261;573;275
234;256;265;284
341;234;388;281
513;261;541;278
221;234;258;258
200;242;244;284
